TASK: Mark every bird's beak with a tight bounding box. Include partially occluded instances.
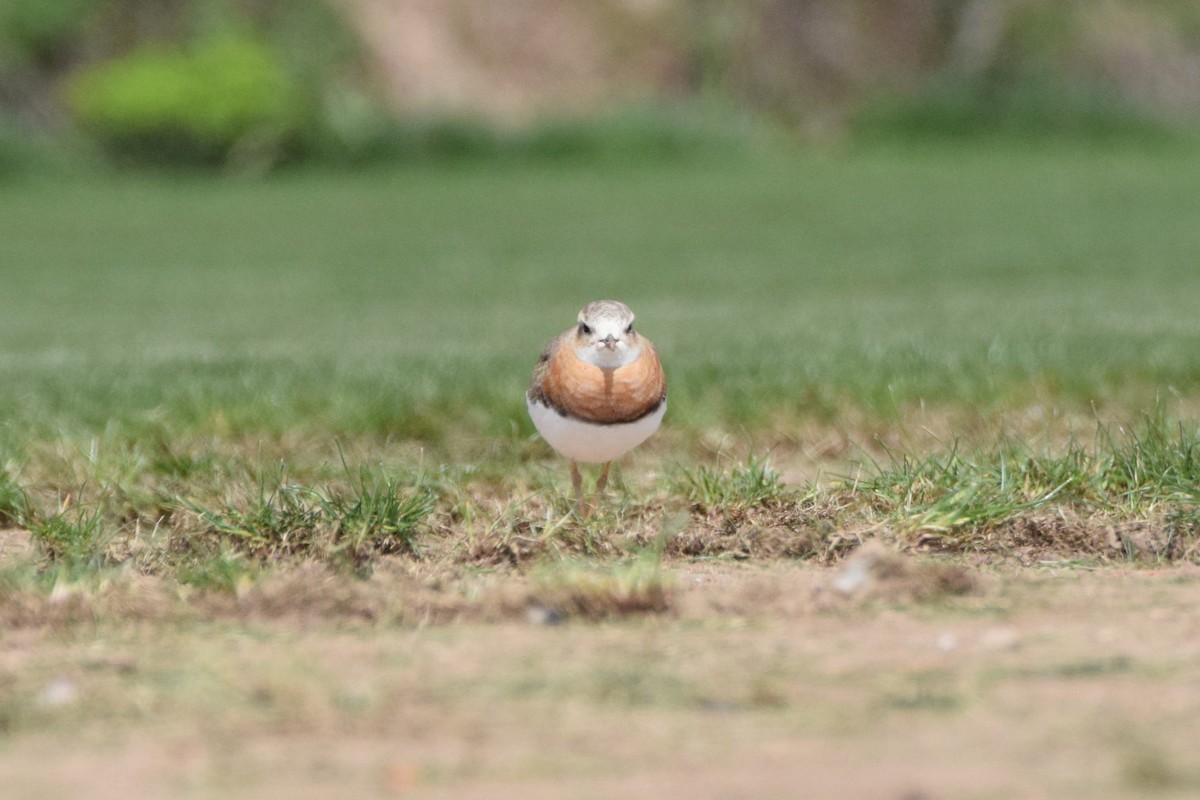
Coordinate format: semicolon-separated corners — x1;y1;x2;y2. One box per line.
601;334;618;350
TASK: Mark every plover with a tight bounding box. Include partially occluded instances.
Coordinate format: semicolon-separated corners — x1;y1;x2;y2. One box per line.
527;300;667;515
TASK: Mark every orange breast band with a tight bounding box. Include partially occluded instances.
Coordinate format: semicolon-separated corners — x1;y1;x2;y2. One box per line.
542;344;666;424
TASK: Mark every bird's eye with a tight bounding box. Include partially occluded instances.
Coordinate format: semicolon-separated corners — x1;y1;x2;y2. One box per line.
578;323;592;335
624;324;634;334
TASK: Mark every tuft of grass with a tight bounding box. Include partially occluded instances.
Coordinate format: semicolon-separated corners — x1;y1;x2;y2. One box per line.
859;409;1200;547
465;493;632;567
183;478;321;558
176;548;259;593
1095;410;1200;507
0;468;29;527
673;453;786;512
324;465;437;559
180;465;434;572
28;504;113;567
530;553;673;620
859;443;1072;542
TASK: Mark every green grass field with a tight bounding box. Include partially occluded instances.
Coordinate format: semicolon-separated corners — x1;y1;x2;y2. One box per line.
4;144;1200;798
5;145;1200;437
3;145;1200;573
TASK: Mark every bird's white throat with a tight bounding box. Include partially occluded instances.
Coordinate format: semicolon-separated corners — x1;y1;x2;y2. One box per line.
575;340;641;369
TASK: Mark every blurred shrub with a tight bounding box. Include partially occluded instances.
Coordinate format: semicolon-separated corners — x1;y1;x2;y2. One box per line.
520;105;750;161
66;35;304;168
298;90;504;166
303;102;755;167
848;1;1194;144
0;0;99;66
299;84;403;164
709;0;1200;144
852;69;1179;144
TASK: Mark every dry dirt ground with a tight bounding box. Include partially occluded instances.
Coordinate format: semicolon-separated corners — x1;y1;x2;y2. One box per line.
3;557;1200;800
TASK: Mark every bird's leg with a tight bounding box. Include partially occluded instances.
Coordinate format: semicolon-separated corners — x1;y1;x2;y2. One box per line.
595;462;611;500
570;462;586;517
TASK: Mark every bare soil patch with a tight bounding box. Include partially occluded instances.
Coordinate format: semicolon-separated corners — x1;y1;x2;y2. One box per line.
3;555;1200;799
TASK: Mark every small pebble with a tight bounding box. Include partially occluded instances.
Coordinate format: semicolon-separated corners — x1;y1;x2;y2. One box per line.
832;558;873;595
525;605;566;627
40;677;79;708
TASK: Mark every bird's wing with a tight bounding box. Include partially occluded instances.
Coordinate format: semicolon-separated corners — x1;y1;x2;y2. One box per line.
527;328;571;405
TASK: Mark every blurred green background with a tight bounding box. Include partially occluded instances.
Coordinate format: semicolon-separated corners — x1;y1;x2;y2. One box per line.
4;0;1200;173
3;0;1200;444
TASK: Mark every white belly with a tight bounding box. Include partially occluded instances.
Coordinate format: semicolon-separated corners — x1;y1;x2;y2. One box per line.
527;397;666;464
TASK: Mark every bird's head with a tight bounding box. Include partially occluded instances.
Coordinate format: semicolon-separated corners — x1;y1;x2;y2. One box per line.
571;300;643;369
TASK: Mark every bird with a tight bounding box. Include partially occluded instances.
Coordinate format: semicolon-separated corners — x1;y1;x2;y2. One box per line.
527;300;667;516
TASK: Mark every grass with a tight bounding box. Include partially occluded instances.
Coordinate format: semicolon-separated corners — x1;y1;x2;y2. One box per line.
4;146;1200;428
180;463;435;568
861;408;1200;545
530;552;674;620
852;69;1189;145
673;453;786;511
2;143;1200;604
